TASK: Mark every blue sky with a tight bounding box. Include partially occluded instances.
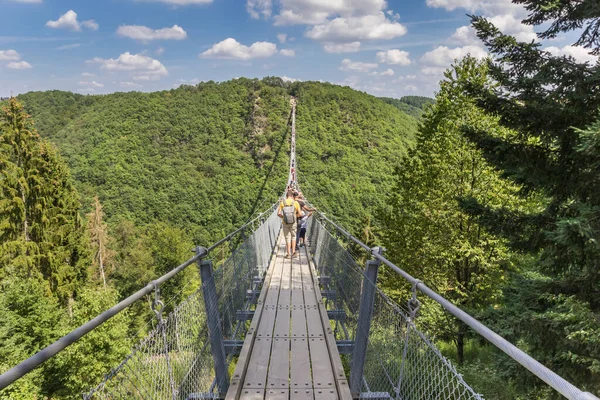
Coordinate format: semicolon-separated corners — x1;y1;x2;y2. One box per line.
0;0;596;98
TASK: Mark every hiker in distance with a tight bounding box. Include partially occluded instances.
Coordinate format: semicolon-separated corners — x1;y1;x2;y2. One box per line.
278;189;302;258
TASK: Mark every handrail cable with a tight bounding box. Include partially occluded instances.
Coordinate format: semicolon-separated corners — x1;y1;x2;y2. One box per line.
315;210;598;400
0;202;278;392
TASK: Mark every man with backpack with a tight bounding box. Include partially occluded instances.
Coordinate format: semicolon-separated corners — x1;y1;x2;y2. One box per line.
278;189;302;258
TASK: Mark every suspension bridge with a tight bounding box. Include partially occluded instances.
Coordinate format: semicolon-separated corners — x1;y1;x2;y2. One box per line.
0;98;597;400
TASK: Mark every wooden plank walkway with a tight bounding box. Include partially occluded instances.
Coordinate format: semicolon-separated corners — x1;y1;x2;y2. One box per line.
226;233;352;400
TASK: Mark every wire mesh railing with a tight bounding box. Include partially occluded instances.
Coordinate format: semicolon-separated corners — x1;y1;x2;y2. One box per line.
83;208;281;400
307;215;484;400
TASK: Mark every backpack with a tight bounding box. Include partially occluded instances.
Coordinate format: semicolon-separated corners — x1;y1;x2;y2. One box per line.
281;199;297;225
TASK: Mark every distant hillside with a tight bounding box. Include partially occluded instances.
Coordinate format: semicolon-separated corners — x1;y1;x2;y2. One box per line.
293;82;419;232
379;95;434;118
18;78;419;240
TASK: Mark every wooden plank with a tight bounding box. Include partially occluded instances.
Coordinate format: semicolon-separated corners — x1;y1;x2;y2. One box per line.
226;234;283;400
290;338;312;390
257;307;277;338
302;287;318;307
273;306;291;338
281;256;292;290
267;338;290;389
243;337;273;388
266;389;289;400
308;338;336;389
278;289;291;307
290;308;307;338
240;389;266;400
301;246;353;400
305;307;325;338
290;257;303;289
291;289;304;306
314;389;338;400
291;389;314;400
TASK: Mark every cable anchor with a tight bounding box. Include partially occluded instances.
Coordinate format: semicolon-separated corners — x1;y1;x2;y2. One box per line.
408;279;422;321
151;281;165;323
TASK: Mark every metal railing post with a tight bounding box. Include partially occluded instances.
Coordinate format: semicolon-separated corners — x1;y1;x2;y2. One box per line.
196;249;230;397
350;246;383;396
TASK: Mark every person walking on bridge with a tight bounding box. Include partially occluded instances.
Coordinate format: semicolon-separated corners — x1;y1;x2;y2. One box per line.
278;189;302;258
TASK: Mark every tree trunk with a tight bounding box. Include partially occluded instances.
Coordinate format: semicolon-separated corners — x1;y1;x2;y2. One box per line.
98;236;106;290
457;323;467;365
21;186;29;242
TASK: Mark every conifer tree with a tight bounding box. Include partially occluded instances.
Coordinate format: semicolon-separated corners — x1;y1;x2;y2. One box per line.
460;5;600;390
0;98;88;303
381;57;522;364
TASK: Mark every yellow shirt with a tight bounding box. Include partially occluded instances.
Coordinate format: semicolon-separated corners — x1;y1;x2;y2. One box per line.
278;198;301;217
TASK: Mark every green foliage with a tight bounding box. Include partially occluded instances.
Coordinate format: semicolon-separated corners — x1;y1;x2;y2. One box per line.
379;57;522;364
44;287;131;399
380;95;435;118
464;11;600;391
514;0;600;54
0;98;89;304
291;81;418;233
0;278;62;400
19;79;292;244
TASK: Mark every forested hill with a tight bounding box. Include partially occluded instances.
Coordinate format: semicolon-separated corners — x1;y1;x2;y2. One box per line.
17;78;419;242
379;95;434;118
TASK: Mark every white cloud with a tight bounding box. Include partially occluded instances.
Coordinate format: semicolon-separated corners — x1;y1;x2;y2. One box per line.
179;78;201;84
425;0;526;17
81;72;96;77
282;76;301;82
141;0;213;4
421;66;446;75
546;45;598;64
121;81;142;88
9;0;43;3
200;38;277;60
450;26;479;45
247;0;272;19
487;14;536;42
117;25;187;41
87;52;168;78
7;61;32;69
393;74;416;82
404;84;417;92
46;10;98;31
78;80;104;88
156;47;165;55
46;10;80;30
339;58;378;72
133;75;159;81
277;33;287;43
280;49;295;56
0;50;21;61
376;49;411;66
274;0;387;26
57;43;81;50
421;45;487;67
323;41;361;53
82;20;99;30
306;13;406;43
370;68;395;76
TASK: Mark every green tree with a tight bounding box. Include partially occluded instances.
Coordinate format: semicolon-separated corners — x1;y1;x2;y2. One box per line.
0;277;63;400
462;6;600;390
0;98;89;305
381;57;522;364
515;0;600;54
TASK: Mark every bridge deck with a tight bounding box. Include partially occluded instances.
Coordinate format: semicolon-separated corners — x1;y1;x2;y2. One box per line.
226;234;352;400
